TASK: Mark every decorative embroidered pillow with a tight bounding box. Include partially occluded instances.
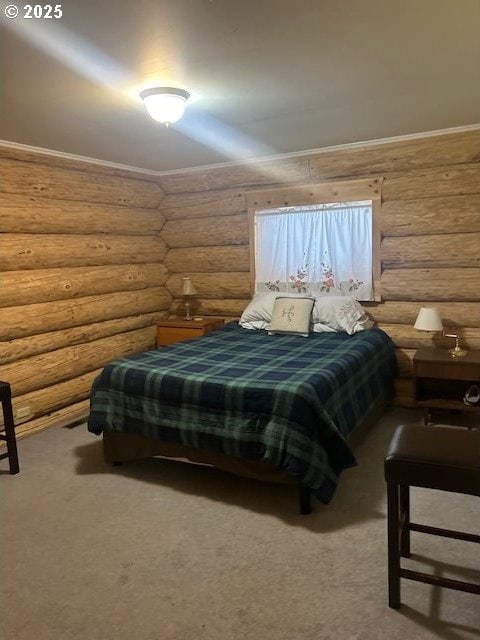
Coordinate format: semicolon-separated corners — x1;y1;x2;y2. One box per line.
239;292;311;330
313;296;373;335
268;297;315;337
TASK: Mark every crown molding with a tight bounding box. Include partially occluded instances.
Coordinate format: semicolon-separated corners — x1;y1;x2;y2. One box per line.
155;124;480;175
0;140;162;178
1;123;478;178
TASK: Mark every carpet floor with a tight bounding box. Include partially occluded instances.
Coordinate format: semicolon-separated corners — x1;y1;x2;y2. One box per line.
1;407;479;640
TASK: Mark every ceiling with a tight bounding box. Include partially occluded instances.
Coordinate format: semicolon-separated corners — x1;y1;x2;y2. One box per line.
1;0;479;173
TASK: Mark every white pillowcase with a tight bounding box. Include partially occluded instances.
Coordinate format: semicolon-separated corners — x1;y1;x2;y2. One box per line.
268;297;315;337
239;292;302;330
240;319;269;330
312;323;337;333
240;292;373;335
313;296;373;335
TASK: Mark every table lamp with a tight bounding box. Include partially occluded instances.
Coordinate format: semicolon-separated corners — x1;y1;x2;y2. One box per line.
414;307;467;357
413;307;443;333
182;276;197;321
443;330;468;357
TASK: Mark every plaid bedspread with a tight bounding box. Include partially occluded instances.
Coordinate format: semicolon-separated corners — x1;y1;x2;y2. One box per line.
88;323;397;503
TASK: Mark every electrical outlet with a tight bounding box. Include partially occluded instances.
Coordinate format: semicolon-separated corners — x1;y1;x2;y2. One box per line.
16;406;30;418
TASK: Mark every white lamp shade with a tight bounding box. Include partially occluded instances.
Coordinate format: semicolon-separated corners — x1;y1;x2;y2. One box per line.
414;307;443;331
140;87;190;124
182;277;197;296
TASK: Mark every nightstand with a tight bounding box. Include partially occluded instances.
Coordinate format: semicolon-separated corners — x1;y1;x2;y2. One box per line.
156;317;224;347
413;347;480;425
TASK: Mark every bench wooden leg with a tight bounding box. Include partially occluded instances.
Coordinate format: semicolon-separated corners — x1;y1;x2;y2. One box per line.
1;387;19;475
400;484;410;558
387;481;401;609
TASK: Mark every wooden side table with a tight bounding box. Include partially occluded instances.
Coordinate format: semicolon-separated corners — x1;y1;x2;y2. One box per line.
156;317;224;347
413;347;480;425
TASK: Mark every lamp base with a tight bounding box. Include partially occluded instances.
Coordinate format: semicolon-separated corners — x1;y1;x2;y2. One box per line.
448;346;468;357
184;299;193;321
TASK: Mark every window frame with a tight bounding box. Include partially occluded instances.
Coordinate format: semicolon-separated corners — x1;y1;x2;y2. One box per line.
246;177;383;302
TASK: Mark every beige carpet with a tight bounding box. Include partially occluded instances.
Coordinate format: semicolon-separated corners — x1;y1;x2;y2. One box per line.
1;407;479;640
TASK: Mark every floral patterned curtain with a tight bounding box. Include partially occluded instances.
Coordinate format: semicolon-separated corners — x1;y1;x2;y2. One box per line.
254;201;373;300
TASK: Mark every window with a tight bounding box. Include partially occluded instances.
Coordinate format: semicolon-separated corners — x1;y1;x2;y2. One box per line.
246;178;382;302
254;201;373;300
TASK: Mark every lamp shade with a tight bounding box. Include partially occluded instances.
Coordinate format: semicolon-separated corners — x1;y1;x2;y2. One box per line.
414;307;443;331
182;277;197;296
139;87;190;125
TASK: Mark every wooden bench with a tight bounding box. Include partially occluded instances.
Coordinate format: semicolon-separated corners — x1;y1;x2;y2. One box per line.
384;423;480;609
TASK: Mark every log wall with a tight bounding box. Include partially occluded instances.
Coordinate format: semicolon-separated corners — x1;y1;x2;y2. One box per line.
2;128;478;439
157;129;480;408
0;153;170;437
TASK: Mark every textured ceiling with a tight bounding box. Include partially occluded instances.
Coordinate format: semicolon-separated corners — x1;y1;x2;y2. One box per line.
1;0;479;172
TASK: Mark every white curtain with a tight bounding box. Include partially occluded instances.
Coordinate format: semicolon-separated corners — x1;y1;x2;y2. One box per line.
254;201;373;300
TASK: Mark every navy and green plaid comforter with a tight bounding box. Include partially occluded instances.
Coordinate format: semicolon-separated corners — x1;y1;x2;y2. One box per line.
88;323;397;503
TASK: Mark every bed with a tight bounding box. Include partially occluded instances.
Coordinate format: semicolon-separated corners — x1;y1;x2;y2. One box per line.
88;322;397;511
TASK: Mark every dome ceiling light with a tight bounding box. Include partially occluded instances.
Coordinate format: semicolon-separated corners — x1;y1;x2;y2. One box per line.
139;87;191;126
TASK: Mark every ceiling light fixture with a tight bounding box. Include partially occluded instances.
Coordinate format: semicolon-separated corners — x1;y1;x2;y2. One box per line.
139;87;190;125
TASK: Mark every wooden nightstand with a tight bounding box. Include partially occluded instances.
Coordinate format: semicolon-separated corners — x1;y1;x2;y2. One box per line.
413;347;480;425
156;317;224;347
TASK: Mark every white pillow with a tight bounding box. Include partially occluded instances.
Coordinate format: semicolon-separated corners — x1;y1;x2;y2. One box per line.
239;292;309;329
240;320;269;331
268;297;315;337
239;292;373;335
313;296;373;335
312;323;337;333
239;292;278;327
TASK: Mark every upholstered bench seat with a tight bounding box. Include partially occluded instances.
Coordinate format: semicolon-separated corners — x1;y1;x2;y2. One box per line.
384;423;480;609
386;424;480;494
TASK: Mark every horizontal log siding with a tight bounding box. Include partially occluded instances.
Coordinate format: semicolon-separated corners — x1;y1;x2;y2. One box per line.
0;157;163;206
0;151;168;434
161;188;247;220
0;145;161;182
166;273;251;300
169;298;249;318
307;130;480;181
14;400;91;439
158;159;311;194
381;233;480;269
381;194;480;237
0;233;167;270
1;289;171;340
0;312;165;362
1;263;168;307
161;214;248;248
381;269;480;301
165;245;250;273
1;369;103;428
365;301;480;327
0;193;165;234
159;129;480;409
0;326;156;397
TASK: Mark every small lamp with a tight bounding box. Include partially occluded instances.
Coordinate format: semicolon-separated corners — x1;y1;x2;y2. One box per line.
414;307;443;333
182;277;197;321
414;307;467;357
443;330;468;358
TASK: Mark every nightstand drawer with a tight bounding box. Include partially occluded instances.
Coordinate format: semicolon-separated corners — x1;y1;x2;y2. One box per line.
157;326;205;346
415;361;480;381
156;318;224;347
